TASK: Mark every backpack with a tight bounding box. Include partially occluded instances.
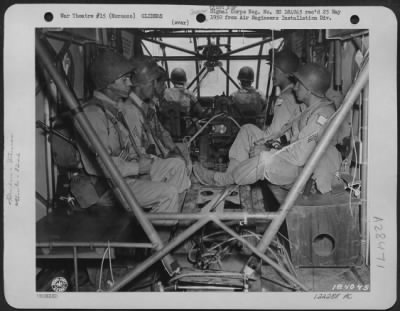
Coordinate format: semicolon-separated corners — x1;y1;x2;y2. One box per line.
50;119;81;170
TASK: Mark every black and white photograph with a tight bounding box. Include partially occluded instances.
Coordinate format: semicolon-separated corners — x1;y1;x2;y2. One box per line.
3;4;397;309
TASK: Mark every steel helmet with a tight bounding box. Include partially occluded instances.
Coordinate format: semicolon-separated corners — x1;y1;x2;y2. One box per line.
131;56;162;86
89;50;135;90
273;50;300;74
170;68;187;84
237;66;254;82
293;63;331;97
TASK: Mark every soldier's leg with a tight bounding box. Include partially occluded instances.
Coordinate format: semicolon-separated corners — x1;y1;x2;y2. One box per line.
127;179;179;225
232;151;299;186
228;124;267;170
211;124;267;185
193;124;267;186
150;157;191;193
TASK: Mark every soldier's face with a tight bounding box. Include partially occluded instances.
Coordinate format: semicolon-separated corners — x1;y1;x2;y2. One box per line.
293;81;309;103
109;74;133;98
154;79;166;98
137;80;156;101
272;67;285;86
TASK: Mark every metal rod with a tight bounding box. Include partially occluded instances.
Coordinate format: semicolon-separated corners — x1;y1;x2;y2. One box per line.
110;186;237;291
174;285;241;290
170;272;245;281
226;31;232;95
141;41;152;57
141;30;278;38
328;41;335;88
141;37;203;57
43;97;54;215
160;45;170;88
107;217;210;291
361;83;369;265
245;60;369;273
73;246;79;292
219;37;273;58
187;66;207;89
255;39;265;89
36;120;76;145
192;70;210;93
36;36;177;275
334;40;343;91
192;31;200;97
35;191;50;208
218;65;241;90
211;217;308;291
146;212;277;221
152;55;270;61
201;185;238;213
37;242;154;248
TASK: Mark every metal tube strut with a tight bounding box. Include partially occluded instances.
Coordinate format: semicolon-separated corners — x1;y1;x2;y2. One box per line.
73;246;79;291
243;60;369;274
37;242;154;248
360;83;369;265
146;212;277;221
141;37;203;57
211;217;308;291
152;55;270;61
36;36;178;275
218;65;241;90
187;66;207;90
219;37;273;58
107;217;210;291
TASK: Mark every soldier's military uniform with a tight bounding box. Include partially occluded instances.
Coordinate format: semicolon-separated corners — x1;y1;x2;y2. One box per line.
231;86;266;116
163;86;200;116
232;97;341;193
194;62;342;194
70;51;190;219
73;91;190;212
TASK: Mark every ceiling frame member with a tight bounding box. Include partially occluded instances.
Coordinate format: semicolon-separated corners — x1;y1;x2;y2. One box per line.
141;36;203;58
186;65;207;90
160;44;171;88
226;30;232;95
218;65;241;90
152;55;270;61
141;29;279;38
256;37;266;89
219;37;275;58
141;41;153;57
192;30;201;97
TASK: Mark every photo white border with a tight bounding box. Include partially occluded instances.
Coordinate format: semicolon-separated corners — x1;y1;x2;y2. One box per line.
3;4;397;309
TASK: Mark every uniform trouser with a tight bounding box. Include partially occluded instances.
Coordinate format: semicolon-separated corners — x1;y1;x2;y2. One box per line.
225;124;339;192
215;124;300;186
98;157;190;225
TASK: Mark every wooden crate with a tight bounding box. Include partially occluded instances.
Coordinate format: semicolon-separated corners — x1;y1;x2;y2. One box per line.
270;185;362;267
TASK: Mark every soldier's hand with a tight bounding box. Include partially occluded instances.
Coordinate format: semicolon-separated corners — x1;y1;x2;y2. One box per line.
270;140;282;150
249;144;269;158
138;157;153;174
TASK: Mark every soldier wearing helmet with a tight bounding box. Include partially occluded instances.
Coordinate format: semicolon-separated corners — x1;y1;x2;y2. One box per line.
128;58;191;199
194;62;341;194
162;67;205;117
264;50;304;138
71;50;189;224
230;66;266;123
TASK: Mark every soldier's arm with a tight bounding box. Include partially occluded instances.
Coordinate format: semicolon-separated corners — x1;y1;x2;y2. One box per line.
264;95;292;140
277;108;332;166
187;90;205;117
